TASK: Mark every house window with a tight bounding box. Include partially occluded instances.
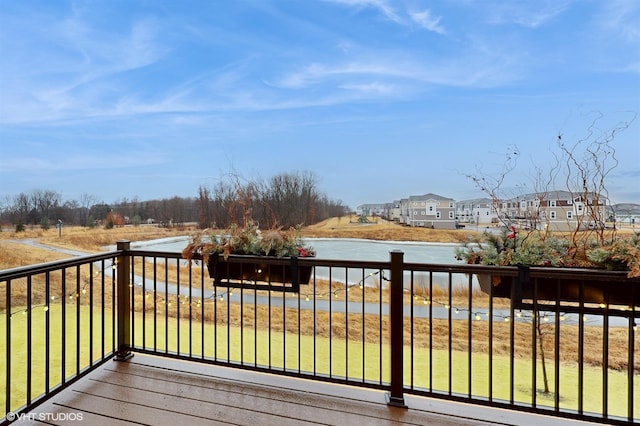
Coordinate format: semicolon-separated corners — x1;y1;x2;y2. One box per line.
550;211;556;219
429;206;434;212
436;212;441;219
549;200;556;207
449;211;454;219
576;203;584;213
567;211;573;219
520;201;527;209
449;201;454;208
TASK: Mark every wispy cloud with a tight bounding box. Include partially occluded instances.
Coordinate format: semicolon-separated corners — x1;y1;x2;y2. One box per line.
324;0;446;33
338;81;397;94
486;1;570;28
323;0;401;23
269;44;522;93
268;61;417;89
0;9;169;124
597;0;640;43
409;9;445;34
0;152;167;174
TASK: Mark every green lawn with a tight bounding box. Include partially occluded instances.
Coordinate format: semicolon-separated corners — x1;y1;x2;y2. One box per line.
2;305;638;420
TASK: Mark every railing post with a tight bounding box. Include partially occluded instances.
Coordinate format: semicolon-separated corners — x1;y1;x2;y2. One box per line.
114;240;133;361
387;250;407;408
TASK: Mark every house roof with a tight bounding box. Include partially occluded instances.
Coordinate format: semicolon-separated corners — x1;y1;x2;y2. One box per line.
614;203;640;214
407;193;453;202
456;197;493;205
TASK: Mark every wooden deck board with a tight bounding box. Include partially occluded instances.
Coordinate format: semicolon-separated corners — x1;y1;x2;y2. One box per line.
13;354;598;426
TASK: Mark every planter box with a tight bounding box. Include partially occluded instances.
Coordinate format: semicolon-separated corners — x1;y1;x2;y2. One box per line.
207;255;312;292
477;270;639;307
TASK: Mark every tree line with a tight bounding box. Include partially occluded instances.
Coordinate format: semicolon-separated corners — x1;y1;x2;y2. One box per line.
0;172;348;230
196;171;347;229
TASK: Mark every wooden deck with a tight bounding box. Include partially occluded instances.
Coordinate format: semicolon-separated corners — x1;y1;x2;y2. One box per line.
14;354;598;426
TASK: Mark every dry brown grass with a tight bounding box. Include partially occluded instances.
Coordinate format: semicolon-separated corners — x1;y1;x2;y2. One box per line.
0;225;197;253
0;241;71;268
301;215;477;242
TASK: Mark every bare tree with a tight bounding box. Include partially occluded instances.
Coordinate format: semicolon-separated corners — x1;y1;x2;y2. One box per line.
464;112;637;396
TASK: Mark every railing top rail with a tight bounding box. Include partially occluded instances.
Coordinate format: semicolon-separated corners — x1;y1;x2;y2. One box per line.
0;250;120;281
2;248;635;283
395;261;635;282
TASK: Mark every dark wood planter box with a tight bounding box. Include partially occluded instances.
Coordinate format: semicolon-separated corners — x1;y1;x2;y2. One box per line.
207;254;313;293
477;269;640;307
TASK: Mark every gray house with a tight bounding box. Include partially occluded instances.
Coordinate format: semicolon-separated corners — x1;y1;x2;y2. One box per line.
455;198;497;226
399;193;457;229
613;203;640;226
499;190;608;231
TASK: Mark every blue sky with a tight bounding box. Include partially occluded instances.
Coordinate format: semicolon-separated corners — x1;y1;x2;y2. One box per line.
1;0;639;209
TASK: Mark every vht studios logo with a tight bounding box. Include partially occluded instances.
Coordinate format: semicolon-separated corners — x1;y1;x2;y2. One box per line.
5;411;84;422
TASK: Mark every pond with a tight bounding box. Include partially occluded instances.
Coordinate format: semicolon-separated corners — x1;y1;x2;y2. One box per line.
128;237;470;290
128;236;460;263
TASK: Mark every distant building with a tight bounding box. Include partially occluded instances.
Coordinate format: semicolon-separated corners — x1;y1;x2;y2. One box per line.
399;193;457;229
455;198;497;226
498;190;607;231
387;200;401;222
613;203;640;226
356;203;387;217
357;189;620;232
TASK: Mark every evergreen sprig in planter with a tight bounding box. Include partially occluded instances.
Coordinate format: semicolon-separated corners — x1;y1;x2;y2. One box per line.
182;221;315;292
457;227;640;307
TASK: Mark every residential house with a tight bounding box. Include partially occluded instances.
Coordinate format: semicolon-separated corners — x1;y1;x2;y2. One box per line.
387;200;402;222
399;193;457;229
356;203;387;217
499;190;608;231
613;203;640;226
455;198;497;226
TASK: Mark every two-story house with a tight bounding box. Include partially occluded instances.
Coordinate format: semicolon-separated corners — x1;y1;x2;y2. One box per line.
613;203;640;226
356;203;387;217
498;190;607;231
455;198;497;226
399;193;457;229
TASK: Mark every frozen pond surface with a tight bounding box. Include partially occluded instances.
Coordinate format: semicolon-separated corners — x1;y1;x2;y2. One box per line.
127;236;466;289
125;236;461;264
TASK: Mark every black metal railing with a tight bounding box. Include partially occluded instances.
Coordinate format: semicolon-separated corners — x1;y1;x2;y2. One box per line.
1;242;638;425
1;252;118;422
